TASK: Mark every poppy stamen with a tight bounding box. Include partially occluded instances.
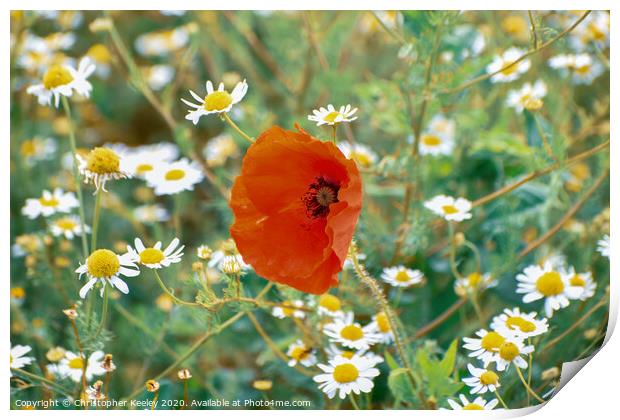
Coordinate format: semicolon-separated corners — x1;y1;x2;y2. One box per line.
302;176;340;219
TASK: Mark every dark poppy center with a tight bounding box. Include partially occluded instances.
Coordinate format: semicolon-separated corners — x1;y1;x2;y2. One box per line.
302;176;340;219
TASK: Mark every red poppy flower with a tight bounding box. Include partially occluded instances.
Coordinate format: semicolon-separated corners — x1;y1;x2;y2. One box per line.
229;125;362;294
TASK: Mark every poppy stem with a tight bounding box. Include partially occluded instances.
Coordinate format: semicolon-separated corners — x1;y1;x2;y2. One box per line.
349;243;418;392
223;113;254;143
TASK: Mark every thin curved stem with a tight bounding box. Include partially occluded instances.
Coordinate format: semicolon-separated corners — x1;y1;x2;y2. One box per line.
444;11;591;94
121;283;273;402
494;389;509;409
11;368;73;396
152;270;199;307
223;113;254;143
95;283;109;337
61;97;88;260
91;187;102;251
516;366;545;404
349;393;361;410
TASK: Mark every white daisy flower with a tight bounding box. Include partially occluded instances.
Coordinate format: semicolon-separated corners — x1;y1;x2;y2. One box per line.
446;394;498;410
506;80;548;112
562;268;596;301
548;54;604;85
56;351;106;382
77;147;130;192
490;307;548;339
418;131;455;156
286;340;317;367
50;215;90;240
203;133;239;167
486;47;530;83
22;188;79;219
491;334;534;372
463;329;508;367
313;355;380;399
569;11;609;51
597;234;610;259
182;80;248;124
368;312;394;344
133;204;170;224
10;344;34;369
12;234;43;258
323;312;382;350
127;237;184;269
119;148;171;179
272;300;306;319
428;114;456;139
337;142;377;168
454;272;497;297
380;265;424;288
19;137;57;165
424;195;472;222
144;158;204;195
462;363;501;394
326;344;385;365
197;245;213;260
317;294;344;318
76;249;140;298
27;57;96;107
145;64;175;91
308;104;358;126
135;26;191;57
516;261;582;317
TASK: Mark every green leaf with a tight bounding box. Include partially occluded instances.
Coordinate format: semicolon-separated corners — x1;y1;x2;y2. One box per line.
387;368;418;404
384;351;399;370
439;339;458;376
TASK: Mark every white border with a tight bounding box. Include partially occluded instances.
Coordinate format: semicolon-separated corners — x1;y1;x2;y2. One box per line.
3;1;617;419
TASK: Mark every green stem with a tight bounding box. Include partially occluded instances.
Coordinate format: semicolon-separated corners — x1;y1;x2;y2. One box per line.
61;96;88;260
516;366;545;404
349;393;360;410
153;270;199;307
91;187;103;251
11;368;73;396
448;223;463;279
494;389;509;409
527;337;533;406
223;113;254;143
332;125;337;143
95;283;109;337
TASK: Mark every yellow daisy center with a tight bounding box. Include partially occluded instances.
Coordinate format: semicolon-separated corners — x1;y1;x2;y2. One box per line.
333;363;359;383
463;403;484;410
340;325;364;341
570;275;586;287
442;204;459;215
87;44;111;63
536;271;564;296
341;351;355;359
290;346;310;361
421;134;442;146
204;91;233;112
468;272;482;287
500;61;519;76
350;151;373;167
395;270;411;282
39;196;60;207
139;247;165;265
20;140;36;157
574;64;591;75
86;147;121;174
376;312;391;333
87;249;120;278
43;65;73;89
323;111;342;123
479;370;499;386
506;316;536;333
481;331;505;352
68;357;85;369
499;342;520;361
165;169;186;181
55;217;77;231
11;287;26;299
136;163;154;174
319;294;341;312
